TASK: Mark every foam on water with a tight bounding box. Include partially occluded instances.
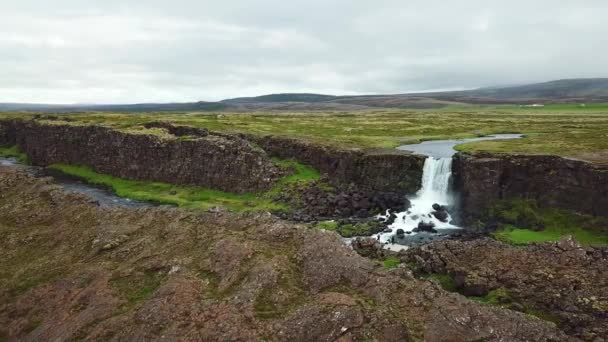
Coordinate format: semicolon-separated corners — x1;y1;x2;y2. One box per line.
378;157;459;244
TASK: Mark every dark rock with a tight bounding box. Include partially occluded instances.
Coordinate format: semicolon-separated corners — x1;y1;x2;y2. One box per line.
2;119;282;193
453;152;608;222
414;221;437;233
385;212;398;225
432;210;448;223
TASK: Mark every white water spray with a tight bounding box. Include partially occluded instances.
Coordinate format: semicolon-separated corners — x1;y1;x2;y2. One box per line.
379;157;459;243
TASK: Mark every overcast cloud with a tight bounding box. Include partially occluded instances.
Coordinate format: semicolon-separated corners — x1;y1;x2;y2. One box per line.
1;0;607;103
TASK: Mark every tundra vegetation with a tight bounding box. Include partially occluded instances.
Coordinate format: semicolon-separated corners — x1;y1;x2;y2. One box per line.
3;104;607;163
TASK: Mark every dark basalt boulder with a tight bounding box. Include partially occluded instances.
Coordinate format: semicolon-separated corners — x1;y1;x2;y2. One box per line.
414;221;437;233
385;212;398;225
432;210;449;223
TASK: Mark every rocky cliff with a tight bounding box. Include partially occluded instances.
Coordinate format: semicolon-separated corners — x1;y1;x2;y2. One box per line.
249;135;425;194
0;119;283;193
453;152;608;222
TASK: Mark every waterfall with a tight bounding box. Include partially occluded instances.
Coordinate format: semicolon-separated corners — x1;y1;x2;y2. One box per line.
379;157;459;244
417;157;453;207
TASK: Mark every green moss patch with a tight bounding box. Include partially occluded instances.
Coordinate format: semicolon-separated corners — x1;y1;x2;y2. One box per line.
313;220;384;238
489;199;608;246
0;145;29;164
48;158;320;212
110;270;165;305
421;273;458;292
470;287;512;305
382;256;401;269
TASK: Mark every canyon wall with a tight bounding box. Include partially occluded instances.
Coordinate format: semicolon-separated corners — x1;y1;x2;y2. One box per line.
249;135;425;194
453;152;608;221
0;119;283;193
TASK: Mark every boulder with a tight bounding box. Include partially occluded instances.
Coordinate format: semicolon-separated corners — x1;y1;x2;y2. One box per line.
414;221;437;233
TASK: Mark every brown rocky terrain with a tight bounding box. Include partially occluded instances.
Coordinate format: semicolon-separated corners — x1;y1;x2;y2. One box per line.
403;238;608;341
453;152;608;222
0;166;574;341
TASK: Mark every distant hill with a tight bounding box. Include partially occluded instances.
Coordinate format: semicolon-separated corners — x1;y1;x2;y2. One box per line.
429;78;608;104
224;78;608;109
0;101;227;113
222;93;335;104
2;78;607;112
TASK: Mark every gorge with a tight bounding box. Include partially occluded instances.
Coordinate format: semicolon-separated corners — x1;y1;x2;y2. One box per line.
1;115;607;341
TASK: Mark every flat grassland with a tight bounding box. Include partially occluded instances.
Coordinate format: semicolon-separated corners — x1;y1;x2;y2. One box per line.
2;103;608;163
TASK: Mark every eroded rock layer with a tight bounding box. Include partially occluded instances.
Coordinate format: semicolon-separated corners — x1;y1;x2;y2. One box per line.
249;134;426;194
0;119;282;193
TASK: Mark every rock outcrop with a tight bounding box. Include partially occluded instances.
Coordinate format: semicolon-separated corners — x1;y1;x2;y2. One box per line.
248;134;425;194
453;152;608;222
405;237;608;341
0;119;283;193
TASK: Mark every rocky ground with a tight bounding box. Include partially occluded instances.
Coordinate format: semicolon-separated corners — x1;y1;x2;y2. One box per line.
0;165;576;341
403;238;608;341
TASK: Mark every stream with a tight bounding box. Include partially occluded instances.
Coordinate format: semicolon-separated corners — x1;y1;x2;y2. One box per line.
0;157;152;208
377;134;523;250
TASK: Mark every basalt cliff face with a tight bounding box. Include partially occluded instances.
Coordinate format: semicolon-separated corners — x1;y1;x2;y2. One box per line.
0;119;282;193
249;135;425;194
453;152;608;222
1;119;425;199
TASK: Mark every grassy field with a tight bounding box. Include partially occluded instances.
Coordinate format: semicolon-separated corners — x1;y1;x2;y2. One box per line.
2;104;607;163
48;158;319;212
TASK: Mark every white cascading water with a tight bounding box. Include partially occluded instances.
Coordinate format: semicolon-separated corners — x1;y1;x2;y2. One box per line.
379;157;459;244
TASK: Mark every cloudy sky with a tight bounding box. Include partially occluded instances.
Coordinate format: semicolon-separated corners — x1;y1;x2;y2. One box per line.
1;0;607;103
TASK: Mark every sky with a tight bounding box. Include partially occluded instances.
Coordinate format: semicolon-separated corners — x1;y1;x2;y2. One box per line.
1;0;607;104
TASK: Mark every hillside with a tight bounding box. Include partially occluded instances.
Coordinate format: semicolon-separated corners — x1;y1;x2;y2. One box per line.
2;78;607;112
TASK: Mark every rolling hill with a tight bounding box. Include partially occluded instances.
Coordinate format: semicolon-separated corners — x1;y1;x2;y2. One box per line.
2;78;607;112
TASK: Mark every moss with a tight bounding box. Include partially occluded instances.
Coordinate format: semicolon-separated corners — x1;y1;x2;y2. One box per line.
471;287;512;305
421;273;457;292
314;221;339;231
313;220;384;238
382;256;401;269
110;270;165;305
525;308;562;324
47;158;320;212
0;145;29;164
197;270;221;299
489;199;608;246
271;158;321;185
253;263;308;320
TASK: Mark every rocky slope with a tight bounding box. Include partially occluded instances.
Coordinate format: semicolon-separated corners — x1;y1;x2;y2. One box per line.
0;119;283;193
453;152;608;223
0;166;573;341
404;238;608;341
